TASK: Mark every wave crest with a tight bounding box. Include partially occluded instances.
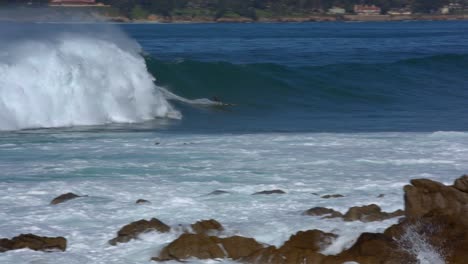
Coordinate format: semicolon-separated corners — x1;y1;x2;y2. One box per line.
0;27;180;131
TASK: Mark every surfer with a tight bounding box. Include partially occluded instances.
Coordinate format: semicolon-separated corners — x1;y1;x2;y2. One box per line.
211;96;221;102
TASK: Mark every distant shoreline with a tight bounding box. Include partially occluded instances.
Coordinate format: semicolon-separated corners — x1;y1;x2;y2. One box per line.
110;14;468;23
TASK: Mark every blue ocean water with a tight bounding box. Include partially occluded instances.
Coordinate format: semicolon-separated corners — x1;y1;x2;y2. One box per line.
0;21;468;264
123;21;468;133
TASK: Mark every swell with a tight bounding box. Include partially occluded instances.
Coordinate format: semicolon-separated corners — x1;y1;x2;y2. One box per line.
149;53;468;112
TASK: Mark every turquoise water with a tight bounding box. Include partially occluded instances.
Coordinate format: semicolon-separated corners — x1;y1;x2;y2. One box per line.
0;21;468;263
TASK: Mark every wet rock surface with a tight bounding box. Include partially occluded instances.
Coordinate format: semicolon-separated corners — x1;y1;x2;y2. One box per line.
135;199;150;204
50;192;83;205
252;189;286;195
109;218;170;245
0;234;67;252
153;234;263;261
190;219;224;235
303;207;343;218
321;194;344;199
343;204;404;222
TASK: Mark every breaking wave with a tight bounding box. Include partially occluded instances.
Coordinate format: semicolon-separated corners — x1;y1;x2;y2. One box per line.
0;25;180;131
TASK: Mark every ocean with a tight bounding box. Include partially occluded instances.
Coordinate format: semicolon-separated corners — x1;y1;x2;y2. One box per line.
0;21;467;263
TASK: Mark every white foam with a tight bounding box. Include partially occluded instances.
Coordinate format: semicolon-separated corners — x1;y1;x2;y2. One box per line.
0;28;180;131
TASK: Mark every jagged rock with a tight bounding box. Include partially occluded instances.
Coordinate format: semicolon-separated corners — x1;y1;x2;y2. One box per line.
219;236;264;260
109;218;170;245
321;194;344;199
252;190;286;195
190;219;224;235
322;233;416;264
453;175;468;192
207;190;230;195
303;207;343;218
404;177;468;226
136;199;150;204
0;234;66;252
50;192;83;205
153;233;263;261
241;230;336;264
343;204;404;222
154;233;224;261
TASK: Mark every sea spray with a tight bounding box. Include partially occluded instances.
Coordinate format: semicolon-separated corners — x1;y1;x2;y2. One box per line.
0;24;180;131
397;223;445;264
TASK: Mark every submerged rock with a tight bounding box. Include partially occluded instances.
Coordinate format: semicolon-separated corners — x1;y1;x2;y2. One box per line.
135;199;150;204
0;234;66;252
190;219;224;235
252;189;286;195
321;194;344;199
207;190;230;195
109;218;170;245
303;207;343;218
343;204;404;222
50;192;83;205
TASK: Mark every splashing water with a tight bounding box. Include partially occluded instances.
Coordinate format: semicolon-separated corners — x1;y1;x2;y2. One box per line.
0;26;180;131
397;223;445;264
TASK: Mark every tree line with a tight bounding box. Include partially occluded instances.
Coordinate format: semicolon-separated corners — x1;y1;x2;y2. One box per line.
0;0;459;18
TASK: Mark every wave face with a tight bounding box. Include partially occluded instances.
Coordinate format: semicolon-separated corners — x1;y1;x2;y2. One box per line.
0;24;179;131
147;53;468;132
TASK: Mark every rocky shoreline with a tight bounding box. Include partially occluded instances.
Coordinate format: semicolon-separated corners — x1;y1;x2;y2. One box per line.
1;175;467;263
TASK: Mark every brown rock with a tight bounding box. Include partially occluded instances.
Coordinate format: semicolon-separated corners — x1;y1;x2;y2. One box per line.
323;233;415;264
453;175;468;193
252;190;286;195
404;177;468;226
153;233;225;261
220;236;264;260
303;207;343;218
136;199;150;204
321;194;344;199
109;218;170;245
0;234;66;252
190;219;224;235
50;192;83;205
343;204;403;222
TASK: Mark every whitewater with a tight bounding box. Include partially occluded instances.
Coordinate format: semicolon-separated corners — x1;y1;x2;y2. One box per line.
0;26;181;131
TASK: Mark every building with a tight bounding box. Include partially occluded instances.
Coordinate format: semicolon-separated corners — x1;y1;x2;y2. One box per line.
328;7;346;15
354;5;381;15
387;8;412;15
49;0;97;6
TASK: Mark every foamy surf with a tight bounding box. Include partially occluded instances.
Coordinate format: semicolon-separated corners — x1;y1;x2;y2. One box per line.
0;26;180;131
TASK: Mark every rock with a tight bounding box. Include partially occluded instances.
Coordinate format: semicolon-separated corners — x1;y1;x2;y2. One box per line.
207;190;230;195
404;177;468;225
281;230;337;252
323;233;415;264
242;230;336;264
303;207;343;218
377;194;385;198
154;233;225;261
190;219;224;235
50;192;83;205
453;174;468;193
252;189;286;195
109;218;170;245
219;236;264;260
136;199;150;204
343;204;403;222
0;234;66;252
321;194;344;199
153;234;263;261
